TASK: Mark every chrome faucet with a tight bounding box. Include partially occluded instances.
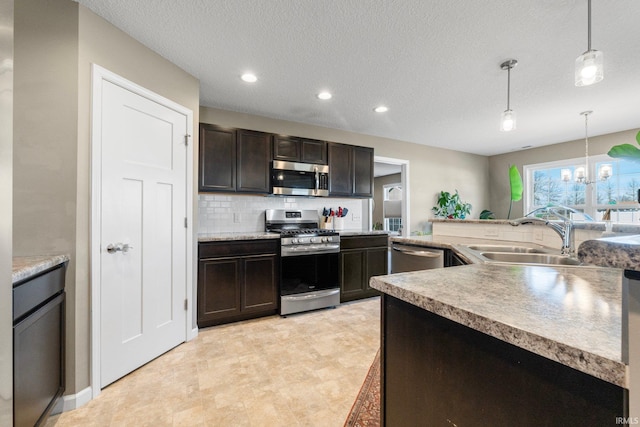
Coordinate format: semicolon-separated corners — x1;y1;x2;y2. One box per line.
509;206;589;256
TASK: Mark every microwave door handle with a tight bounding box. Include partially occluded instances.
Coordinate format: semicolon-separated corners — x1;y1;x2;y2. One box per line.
314;167;319;193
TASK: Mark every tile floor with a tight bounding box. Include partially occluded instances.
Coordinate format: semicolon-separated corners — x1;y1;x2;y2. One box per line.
45;297;381;427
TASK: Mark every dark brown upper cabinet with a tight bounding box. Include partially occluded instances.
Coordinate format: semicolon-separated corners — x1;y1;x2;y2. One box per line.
199;124;236;192
199;123;271;194
328;142;373;198
273;135;327;164
353;145;374;197
236;129;272;193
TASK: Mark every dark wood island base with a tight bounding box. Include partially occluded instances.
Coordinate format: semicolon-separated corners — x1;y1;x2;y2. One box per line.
381;295;627;426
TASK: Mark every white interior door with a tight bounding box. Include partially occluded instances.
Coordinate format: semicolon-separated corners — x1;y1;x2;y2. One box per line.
99;79;188;388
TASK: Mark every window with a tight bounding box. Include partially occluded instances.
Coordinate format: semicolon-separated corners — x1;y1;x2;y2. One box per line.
383;184;402;233
524;155;640;223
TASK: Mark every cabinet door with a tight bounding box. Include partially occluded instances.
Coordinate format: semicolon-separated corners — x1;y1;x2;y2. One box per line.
366;247;388;290
340;250;366;300
199;124;236;192
14;293;65;427
328;142;353;196
237;129;271;193
198;258;241;324
273;135;300;162
242;254;278;312
300;139;327;164
353;146;374;197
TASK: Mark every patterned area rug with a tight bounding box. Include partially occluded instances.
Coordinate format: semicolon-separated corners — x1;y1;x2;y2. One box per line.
344;349;380;427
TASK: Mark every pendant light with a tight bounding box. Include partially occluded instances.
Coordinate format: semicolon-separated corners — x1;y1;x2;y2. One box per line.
575;0;603;86
500;59;518;132
575;111;592;183
575;110;610;185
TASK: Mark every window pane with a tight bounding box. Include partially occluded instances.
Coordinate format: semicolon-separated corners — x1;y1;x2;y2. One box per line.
525;156;640;223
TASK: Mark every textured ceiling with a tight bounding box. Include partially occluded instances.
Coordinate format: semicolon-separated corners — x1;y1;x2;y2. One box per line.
76;0;640;156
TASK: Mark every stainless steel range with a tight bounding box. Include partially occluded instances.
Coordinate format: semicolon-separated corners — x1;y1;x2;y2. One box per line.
265;209;340;316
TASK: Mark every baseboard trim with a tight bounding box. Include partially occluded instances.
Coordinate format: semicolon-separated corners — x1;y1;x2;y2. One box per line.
52;386;92;414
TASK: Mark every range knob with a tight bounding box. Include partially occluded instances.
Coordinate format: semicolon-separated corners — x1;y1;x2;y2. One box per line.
291;238;298;244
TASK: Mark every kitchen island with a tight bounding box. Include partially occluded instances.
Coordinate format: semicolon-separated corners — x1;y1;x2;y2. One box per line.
370;261;627;426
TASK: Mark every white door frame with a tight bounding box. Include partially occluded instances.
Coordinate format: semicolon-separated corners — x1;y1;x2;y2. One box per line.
372;156;410;236
90;64;195;399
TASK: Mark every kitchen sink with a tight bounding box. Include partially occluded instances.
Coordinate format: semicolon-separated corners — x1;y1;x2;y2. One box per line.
480;252;582;266
465;244;546;254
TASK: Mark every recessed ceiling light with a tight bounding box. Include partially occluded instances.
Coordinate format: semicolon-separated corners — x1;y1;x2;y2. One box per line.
241;73;257;83
317;92;332;100
374;106;388;113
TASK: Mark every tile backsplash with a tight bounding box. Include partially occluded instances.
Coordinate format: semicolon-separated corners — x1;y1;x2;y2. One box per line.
198;194;368;234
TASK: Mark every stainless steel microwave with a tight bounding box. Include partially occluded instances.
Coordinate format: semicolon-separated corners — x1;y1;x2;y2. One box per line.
271;160;329;197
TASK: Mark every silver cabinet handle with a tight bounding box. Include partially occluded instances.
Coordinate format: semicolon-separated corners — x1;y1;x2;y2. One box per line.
106;243;133;254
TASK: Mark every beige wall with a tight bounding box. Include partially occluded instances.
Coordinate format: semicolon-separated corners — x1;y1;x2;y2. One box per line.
200;107;490;233
13;0;199;398
0;0;12;423
488;128;640;219
14;0;79;391
373;173;401;227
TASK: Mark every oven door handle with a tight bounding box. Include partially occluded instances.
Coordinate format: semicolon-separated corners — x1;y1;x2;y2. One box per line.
281;244;340;256
281;288;340;301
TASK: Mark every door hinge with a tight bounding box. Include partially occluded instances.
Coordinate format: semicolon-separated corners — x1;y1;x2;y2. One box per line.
184;217;188;228
184;134;190;146
184;299;188;310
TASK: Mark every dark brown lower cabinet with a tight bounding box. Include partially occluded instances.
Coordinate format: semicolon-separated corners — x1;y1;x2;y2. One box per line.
340;235;388;302
198;240;279;327
13;262;67;427
382;295;627;426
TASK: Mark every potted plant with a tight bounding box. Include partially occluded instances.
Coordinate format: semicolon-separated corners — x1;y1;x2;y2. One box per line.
432;190;472;219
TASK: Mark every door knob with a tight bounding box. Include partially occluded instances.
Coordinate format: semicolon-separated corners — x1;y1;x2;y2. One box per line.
106;243;133;254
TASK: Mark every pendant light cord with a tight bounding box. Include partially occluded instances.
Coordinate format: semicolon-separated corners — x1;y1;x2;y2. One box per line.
506;66;511;110
583;111;590;182
587;0;592;52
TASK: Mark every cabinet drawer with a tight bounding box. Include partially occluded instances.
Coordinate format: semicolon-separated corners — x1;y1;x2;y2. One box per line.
13;264;66;322
199;239;279;259
340;235;388;250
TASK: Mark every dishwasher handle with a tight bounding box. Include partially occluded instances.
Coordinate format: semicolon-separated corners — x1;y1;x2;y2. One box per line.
392;246;442;257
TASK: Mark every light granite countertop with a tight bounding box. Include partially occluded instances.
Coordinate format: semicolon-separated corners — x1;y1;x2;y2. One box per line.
198;230;387;242
431;218;640;234
198;232;280;242
390;235;555;265
12;254;70;285
370;264;625;388
578;235;640;269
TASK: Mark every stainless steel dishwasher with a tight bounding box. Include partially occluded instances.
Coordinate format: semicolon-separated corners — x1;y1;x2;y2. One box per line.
391;242;444;273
